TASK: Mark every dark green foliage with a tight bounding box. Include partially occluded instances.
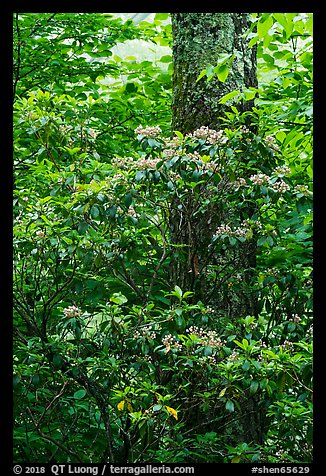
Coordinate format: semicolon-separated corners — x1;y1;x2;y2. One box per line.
13;13;312;464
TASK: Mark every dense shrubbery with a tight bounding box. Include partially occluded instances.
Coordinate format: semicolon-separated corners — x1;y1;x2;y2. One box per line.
13;13;312;463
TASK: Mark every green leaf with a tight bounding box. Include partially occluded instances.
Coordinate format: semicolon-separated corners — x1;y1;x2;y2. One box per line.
243;89;257;101
248;35;259;48
52;354;63;368
216;64;229;83
159;55;172;63
257;237;267;247
206;64;215;80
74;389;86;399
174;130;184;140
155;13;169;21
250;380;259;394
196;69;207;82
242;360;250;371
90;206;100;219
225;400;235;412
31;375;40;386
174;285;183;299
110;292;128;305
219;89;241;104
257;15;273;38
124;193;133;208
135;171;145;181
125;82;137;93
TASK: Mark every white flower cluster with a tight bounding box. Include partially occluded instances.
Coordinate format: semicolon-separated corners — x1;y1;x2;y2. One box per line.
111;156;133;169
134;125;162;138
243;218;263;230
265;135;278;148
240;126;250;134
162;334;182;353
203;161;220;172
250;173;270;186
127;206;137;218
111;155;162;172
186;326;225;349
87;128;97;139
280;339;294;352
202;331;225;348
307;324;313;337
259;340;268;349
214;223;250;238
190;126;224;145
185;151;201;161
163;148;176;159
186;325;204;335
272;180;290;193
275;449;286;459
249;173;290;194
162;136;186;159
290;314;301;324
202;306;216;315
137;157;161;170
198;355;217;364
233;177;247;189
275;165;291;176
35;230;45;239
63;305;82;318
228;350;240;362
134;325;157;340
294;184;310;196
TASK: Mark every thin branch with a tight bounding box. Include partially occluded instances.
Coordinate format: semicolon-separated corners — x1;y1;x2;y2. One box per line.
26;406;83;462
34;381;68;430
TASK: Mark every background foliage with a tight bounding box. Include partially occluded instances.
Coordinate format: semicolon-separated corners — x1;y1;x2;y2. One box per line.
13;13;312;463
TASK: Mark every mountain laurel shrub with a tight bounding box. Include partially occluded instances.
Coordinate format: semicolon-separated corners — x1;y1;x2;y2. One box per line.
13;90;312;462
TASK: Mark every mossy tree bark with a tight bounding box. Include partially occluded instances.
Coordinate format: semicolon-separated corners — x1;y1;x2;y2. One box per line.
170;13;265;443
170;13;258;313
171;13;257;134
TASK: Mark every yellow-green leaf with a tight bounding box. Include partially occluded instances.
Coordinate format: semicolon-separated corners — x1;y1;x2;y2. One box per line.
219;387;227;398
117;400;125;411
117;399;133;412
126;399;133;412
165;405;178;420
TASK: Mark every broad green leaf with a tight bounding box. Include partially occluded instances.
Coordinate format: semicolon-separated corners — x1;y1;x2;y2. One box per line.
74;389;86;400
206;64;215;79
159;55;172;63
216;64;229;83
174;285;183;299
90;206;100;219
250;380;259;394
174;131;184;140
225;400;235;412
155;13;169;21
248;35;259;48
52;354;63;368
196;69;207;82
110;292;128;305
219;89;241;104
257;15;273;38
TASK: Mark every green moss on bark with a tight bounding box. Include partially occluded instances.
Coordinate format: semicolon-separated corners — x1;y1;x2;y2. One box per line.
171;13;257;134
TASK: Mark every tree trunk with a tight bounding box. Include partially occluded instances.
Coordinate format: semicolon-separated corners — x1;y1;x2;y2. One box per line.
170;13;258;316
171;13;257;134
170;13;265;443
